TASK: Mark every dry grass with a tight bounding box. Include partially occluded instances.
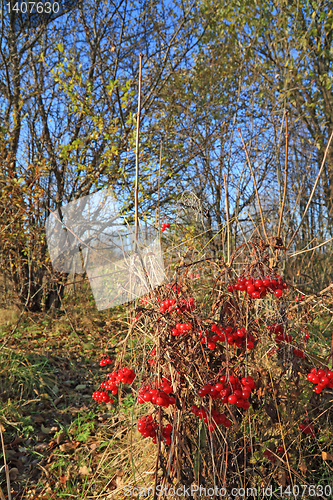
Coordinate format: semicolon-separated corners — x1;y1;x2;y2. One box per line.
0;307;20;327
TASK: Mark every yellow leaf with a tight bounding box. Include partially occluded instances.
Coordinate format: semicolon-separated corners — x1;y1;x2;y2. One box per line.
322;451;333;461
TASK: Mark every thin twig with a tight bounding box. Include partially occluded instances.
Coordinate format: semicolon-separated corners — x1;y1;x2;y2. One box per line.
157;139;163;242
237;128;270;249
277;111;289;238
288;235;333;258
286;130;333;250
223;173;230;264
135;53;143;250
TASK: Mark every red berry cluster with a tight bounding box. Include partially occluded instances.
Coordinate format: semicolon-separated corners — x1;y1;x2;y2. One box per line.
293;348;306;358
223;326;255;350
190;406;231;430
92;366;136;403
267;324;292;344
160;297;195;314
198;374;256;409
172;322;192;336
198;323;224;350
299;422;315;438
137;415;173;444
228;275;287;299
177;297;196;312
92;390;113;403
100;356;112;367
267;324;306;358
306;367;333;393
161;223;170;231
138;378;176;407
108;367;136;386
199;324;254;351
160;298;176;313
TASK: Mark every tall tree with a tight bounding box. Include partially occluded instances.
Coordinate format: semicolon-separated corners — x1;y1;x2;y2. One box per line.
199;0;333;240
0;0;203;310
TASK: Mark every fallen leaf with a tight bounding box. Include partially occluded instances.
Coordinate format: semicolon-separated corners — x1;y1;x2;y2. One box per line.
322;451;333;461
48;439;57;449
299;460;307;474
264;402;278;423
35;443;49;452
278;468;286;487
9;467;19;481
75;384;87;390
56;431;67;445
41;424;52;434
115;474;123;489
59;475;68;486
59;441;80;452
79;465;89;475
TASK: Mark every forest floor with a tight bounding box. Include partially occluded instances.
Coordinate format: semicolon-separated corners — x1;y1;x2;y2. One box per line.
0;292;146;499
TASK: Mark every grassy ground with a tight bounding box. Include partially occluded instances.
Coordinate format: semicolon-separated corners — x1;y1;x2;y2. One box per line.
0;287;153;499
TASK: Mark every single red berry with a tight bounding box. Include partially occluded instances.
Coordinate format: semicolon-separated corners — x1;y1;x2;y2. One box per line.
228;394;237;405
